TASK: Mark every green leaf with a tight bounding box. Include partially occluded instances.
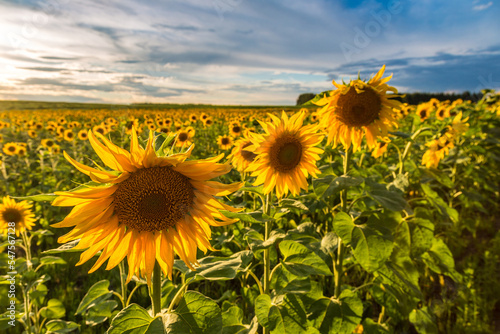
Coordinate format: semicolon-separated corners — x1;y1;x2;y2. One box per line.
350;224;394;272
392;221;411;258
279;240;332;276
163;291;222;334
185;251;253;282
45;320;80;333
332;212;354;244
409;307;438;334
40;299;66;319
420;184;458;222
368;188;407;211
43;240;81;254
245;229;286;252
410;218;434;257
75;280;113;315
277;199;308;211
421;238;456;275
362;318;390;334
39;256;67;266
220;210;267;224
271;264;311;296
222;306;248;334
308;290;363;334
313;175;363;198
86;300;118;326
107;304;164;334
320;232;339;255
255;294;311;333
12;193;57;202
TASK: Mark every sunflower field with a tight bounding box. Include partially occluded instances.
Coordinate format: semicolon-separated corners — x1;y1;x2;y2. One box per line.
1;69;500;334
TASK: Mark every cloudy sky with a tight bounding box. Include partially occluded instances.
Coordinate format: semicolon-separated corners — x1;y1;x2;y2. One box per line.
0;0;499;105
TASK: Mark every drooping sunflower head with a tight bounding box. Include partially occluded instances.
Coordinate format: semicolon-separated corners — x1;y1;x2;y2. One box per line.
314;65;401;152
0;196;36;237
52;129;242;284
228;137;258;173
245;111;324;198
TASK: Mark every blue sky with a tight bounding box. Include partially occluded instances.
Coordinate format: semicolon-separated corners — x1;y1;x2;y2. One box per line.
0;0;499;105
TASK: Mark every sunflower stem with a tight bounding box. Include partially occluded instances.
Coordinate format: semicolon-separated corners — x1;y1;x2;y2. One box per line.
263;193;271;295
118;262;127;308
399;126;433;173
335;147;352;298
151;261;162;316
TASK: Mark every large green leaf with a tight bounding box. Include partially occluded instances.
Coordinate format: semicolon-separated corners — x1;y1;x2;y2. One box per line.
313;175;363;198
86;300;118;326
75;280;113;315
245;229;286;252
279;240;332;276
308;290;363;334
409;307;438;334
40;299;66;319
107;304;164;334
421;238;458;278
420;184;458;222
331;212;354;244
255;293;313;334
45;320;80;333
410;218;434;257
185;251;253;282
333;212;394;272
163;291;222;334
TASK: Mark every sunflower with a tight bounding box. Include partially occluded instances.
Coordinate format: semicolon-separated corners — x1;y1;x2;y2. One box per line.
3;143;18;156
203;118;213;127
78;130;89;140
175;130;192;148
422;136;454;169
446;112;469;140
0;197;36;237
416;103;433;121
93;124;107;136
28;130;37;138
52;129;242;283
245;111;324;198
64;130;75;142
41;139;56;149
217;135;233;150
371;140;389;158
228;137;257;173
314;65;401;152
435;105;450;121
16;146;27;157
229;123;243;137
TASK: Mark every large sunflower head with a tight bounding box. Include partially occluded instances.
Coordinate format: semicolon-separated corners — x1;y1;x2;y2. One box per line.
314;65;401;152
0;197;36;237
245;111;324;198
52;129;242;284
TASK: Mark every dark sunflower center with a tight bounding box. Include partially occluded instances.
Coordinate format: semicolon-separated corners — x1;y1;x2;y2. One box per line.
96;128;105;134
114;166;194;232
269;135;302;172
232;126;241;133
178;133;188;142
46;140;54;147
8;146;15;152
337;85;381;127
221;137;230;145
67;132;73;138
438;109;445;117
241;142;257;162
2;208;22;224
379;142;387;148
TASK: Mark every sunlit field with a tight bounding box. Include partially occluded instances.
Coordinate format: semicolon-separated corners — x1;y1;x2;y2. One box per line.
1;83;500;333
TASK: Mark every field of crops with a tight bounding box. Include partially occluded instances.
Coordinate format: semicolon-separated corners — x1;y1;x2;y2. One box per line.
1;75;500;333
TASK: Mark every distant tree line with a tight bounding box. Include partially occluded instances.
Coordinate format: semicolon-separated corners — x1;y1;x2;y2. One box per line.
297;91;484;106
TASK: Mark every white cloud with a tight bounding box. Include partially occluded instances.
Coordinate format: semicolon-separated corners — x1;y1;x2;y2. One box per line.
473;1;493;11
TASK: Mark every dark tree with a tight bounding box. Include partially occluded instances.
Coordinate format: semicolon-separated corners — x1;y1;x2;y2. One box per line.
296;93;316;106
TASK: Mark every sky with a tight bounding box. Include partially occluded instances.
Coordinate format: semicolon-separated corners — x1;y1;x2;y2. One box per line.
0;0;499;105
